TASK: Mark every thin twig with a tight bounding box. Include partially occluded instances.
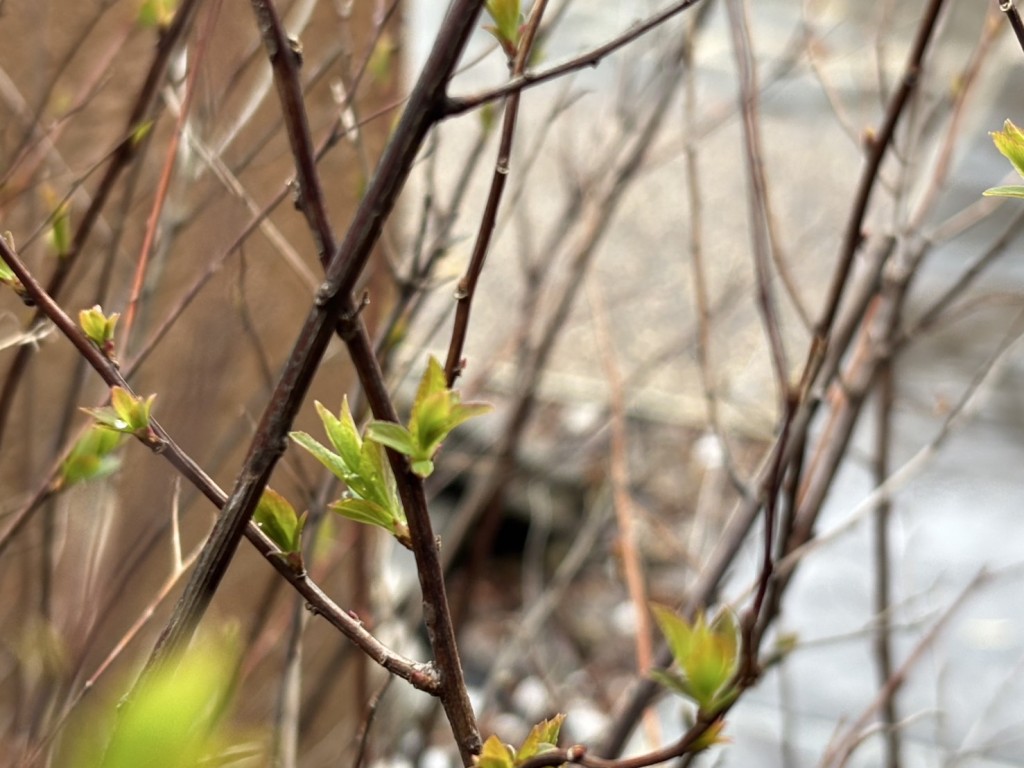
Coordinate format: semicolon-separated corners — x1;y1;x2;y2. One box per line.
444;0;707;116
443;0;551;385
997;0;1024;53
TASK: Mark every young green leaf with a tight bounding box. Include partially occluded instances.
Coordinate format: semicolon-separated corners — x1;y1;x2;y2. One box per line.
364;421;416;457
79;305;120;360
51;201;71;258
83;387;157;442
290;430;354;484
367;356;492;478
138;0;178;28
983;185;1024;199
58;426;126;489
484;0;521;53
316;398;362;471
651;604;740;712
254;488;306;571
291;401;407;545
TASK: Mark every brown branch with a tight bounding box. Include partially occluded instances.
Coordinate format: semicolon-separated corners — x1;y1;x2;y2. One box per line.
797;0;949;398
444;0;550;385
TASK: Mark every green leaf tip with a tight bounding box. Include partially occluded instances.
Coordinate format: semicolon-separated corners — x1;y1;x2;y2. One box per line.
138;0;178;28
484;0;522;56
991;119;1024;181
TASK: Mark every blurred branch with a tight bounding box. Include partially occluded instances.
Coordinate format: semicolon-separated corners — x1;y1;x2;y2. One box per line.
0;0;203;448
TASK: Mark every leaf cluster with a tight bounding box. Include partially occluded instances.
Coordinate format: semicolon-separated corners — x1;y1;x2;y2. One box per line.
477;715;565;768
79;305;120;361
83;386;157;444
290;397;411;548
651;604;740;718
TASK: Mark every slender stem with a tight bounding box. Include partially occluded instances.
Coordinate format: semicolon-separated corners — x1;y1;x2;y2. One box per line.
872;363;900;768
444;0;550;385
797;0;949;397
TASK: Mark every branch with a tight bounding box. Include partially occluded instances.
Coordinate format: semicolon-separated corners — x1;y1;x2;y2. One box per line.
998;0;1024;53
444;0;551;384
796;0;949;397
443;0;707;117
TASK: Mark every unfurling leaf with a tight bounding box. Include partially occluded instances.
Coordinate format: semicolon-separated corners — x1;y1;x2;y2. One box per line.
58;426;126;489
477;735;516;768
367;356;492;478
517;714;565;762
83;386;157;443
991;119;1024;179
79;305;120;360
484;0;521;54
254;488;306;571
651;604;740;712
290;398;407;545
